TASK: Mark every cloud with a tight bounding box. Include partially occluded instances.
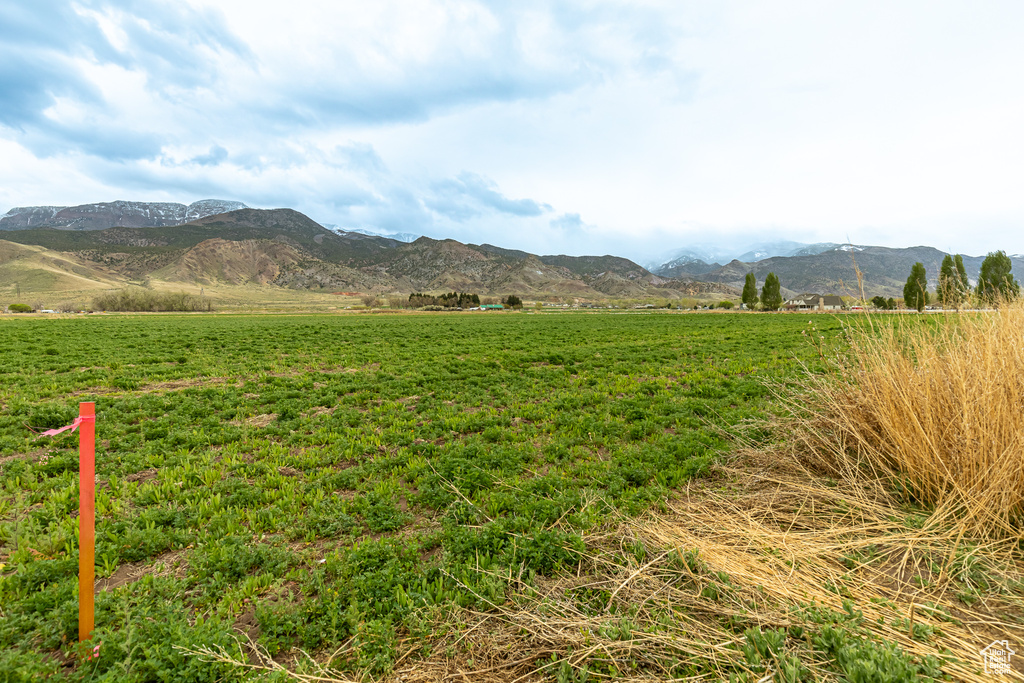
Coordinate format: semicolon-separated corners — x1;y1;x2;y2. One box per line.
334;143;388;176
0;1;108;130
0;2;651;160
428;172;550;221
4;2;1024;263
190;145;228;166
550;212;584;232
0;0;250;160
0;50;97;129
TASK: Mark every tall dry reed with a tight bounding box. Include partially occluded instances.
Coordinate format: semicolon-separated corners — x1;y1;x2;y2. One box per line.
790;303;1024;538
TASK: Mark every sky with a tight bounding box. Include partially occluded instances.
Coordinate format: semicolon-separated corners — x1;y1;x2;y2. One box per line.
1;1;1023;265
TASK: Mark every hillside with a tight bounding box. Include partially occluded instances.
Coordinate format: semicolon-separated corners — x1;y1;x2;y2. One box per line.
10;201;1011;303
0;208;731;302
0;240;127;293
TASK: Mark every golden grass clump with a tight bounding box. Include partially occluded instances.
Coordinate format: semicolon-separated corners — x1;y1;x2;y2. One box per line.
791;302;1024;538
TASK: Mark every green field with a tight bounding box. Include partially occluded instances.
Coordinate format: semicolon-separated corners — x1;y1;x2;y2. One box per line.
1;311;847;680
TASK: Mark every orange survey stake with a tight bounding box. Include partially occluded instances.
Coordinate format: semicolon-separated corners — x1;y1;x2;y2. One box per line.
77;403;96;642
40;404;98;642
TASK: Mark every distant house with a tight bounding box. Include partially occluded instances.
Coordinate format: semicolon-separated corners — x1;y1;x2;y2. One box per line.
784;294;844;311
480;304;504;310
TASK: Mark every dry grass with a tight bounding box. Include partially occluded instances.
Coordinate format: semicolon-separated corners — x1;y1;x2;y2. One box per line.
786;303;1024;538
388;460;1024;682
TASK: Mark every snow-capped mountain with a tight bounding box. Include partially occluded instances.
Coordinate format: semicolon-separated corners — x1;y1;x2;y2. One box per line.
321;224;419;243
652;241;852;276
0;199;247;231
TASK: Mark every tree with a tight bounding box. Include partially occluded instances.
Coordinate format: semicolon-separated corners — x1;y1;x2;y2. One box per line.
871;295;888;309
741;272;759;309
760;272;782;311
976;250;1020;304
903;262;928;312
937;254;970;309
503;295;523;309
954;255;969;296
936;255;956;308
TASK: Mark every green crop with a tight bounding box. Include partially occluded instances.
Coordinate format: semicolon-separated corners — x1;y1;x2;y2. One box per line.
0;311;845;679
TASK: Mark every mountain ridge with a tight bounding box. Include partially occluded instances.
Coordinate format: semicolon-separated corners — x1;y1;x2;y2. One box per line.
0;208;735;300
0;199;247;231
2;200;1019;302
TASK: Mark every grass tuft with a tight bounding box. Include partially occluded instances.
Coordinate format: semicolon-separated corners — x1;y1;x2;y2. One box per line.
789;302;1024;539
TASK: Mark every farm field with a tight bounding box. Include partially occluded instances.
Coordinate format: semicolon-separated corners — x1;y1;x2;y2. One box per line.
2;311;1018;682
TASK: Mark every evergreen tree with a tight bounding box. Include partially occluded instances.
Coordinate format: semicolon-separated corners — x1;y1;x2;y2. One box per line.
871;295;887;309
903;262;928;312
503;295;523;309
937;256;957;308
886;297;896;310
954;255;969;298
976;250;1020;303
741;273;759;309
760;272;782;311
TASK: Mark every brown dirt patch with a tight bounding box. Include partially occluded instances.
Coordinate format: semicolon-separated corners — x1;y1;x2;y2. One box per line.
0;447;48;466
70;376;239;397
96;549;188;592
124;467;158;483
233;608;261;642
305;405;334;418
230;414;277;428
136;377;237;393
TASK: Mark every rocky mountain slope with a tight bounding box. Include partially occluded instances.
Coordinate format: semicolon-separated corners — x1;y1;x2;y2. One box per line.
0;199;247;231
1;208;731;300
6;200;1011;302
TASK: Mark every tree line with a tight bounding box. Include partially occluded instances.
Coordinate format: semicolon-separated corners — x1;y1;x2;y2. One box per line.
902;250;1019;312
738;250;1020;313
406;292;481;308
394;292;524;310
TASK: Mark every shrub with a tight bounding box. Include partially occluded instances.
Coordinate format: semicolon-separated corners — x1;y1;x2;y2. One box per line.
92;289;212;312
408;292;480;308
717;301;734;309
8;303;32;313
503;295;523;309
793;302;1024;537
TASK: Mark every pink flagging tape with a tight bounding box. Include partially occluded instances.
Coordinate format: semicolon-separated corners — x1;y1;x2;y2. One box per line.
41;416;92;437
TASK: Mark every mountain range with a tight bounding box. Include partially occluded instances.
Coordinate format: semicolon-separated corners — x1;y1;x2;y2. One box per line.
650;241;846;277
1;199;1019;302
0;204;728;301
0;200;248;231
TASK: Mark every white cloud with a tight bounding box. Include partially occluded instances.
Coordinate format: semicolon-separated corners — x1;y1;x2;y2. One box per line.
1;1;1023;261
